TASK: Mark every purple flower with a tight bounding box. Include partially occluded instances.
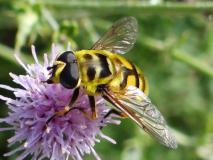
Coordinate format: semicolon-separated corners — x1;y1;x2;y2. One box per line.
0;44;120;160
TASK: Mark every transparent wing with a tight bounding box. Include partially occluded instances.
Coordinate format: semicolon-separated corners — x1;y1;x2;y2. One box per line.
91;17;138;54
103;86;177;149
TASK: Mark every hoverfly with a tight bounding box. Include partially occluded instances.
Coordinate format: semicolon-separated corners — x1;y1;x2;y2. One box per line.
46;17;177;149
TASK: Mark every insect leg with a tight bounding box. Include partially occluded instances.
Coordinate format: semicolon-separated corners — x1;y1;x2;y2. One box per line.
88;96;97;119
100;109;128;130
102;95;128;118
68;87;80;106
46;87;80;124
104;109;128;119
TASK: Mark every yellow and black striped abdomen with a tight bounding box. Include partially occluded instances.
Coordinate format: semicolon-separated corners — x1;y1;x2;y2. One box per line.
108;54;149;95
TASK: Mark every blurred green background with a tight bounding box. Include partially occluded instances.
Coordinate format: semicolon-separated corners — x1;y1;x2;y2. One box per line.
0;0;213;160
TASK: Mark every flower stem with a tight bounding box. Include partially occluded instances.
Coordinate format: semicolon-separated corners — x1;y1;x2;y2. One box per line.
172;50;213;77
38;1;213;14
0;43;31;64
141;37;213;77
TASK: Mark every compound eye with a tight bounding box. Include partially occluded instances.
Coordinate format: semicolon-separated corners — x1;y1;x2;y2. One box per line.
57;51;75;63
60;63;79;89
58;51;79;89
70;62;79;82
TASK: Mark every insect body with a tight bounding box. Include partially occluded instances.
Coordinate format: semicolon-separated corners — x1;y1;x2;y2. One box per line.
46;17;177;149
74;50;148;95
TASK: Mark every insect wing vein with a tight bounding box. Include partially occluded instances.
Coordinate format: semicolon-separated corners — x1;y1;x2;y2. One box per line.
91;17;138;54
104;86;177;149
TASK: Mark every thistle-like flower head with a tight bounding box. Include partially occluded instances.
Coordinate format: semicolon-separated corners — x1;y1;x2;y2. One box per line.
0;45;120;160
